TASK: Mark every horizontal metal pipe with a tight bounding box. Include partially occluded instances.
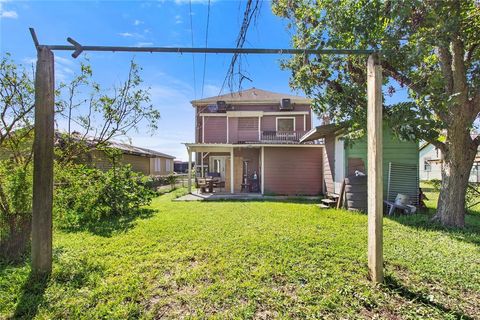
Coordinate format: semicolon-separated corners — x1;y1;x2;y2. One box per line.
42;45;375;55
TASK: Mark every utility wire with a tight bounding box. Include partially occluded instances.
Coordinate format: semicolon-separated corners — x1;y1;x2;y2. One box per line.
189;0;197;99
220;0;261;94
201;0;211;98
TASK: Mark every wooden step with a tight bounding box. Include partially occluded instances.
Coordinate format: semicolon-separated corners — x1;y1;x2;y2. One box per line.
321;198;337;204
328;193;340;199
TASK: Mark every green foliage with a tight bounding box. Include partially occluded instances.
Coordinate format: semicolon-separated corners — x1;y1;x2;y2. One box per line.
54;163;155;230
0;161;32;261
53;163;104;229
98;165;156;217
164;174;178;189
1;191;479;318
272;0;480;142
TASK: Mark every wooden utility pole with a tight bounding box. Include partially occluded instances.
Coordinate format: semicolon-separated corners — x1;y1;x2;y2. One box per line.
31;47;55;275
367;53;383;283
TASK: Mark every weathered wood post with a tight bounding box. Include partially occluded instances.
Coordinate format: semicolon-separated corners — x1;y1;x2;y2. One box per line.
367;53;383;283
187;148;192;193
31;47;55;275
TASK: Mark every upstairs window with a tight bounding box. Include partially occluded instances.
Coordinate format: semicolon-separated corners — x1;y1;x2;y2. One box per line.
276;117;295;132
238;117;258;130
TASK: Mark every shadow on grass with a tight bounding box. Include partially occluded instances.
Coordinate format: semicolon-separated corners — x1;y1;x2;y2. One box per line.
63;208;157;237
202;198;322;204
386;212;480;247
13;272;49;320
384;275;474;320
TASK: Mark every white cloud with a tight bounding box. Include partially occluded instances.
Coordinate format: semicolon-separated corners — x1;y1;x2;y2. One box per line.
175;14;182;24
133;19;143;26
173;0;213;4
22;57;36;65
118;32;145;39
135;42;153;47
118;32;134;37
1;10;17;19
202;84;221;97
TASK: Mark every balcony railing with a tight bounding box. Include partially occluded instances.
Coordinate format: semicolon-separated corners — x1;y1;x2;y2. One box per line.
259;131;307;144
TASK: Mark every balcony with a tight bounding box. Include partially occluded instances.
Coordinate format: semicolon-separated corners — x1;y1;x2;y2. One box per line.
237;131;306;144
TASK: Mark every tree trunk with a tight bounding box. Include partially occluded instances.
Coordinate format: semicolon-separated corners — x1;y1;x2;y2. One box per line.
434;129;477;228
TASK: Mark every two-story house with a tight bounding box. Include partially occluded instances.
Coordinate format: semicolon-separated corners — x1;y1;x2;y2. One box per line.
184;88;324;195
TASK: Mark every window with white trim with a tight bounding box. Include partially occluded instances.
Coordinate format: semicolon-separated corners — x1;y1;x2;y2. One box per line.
424;157;431;172
166;159;171;172
154;158;161;172
276;117;295;131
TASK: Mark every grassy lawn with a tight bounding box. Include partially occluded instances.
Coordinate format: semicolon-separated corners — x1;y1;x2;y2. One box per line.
1;186;479;319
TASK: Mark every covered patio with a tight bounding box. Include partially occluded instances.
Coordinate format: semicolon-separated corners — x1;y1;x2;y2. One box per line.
184;143;264;195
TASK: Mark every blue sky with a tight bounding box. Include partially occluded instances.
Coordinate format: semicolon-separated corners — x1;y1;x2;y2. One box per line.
1;0;309;160
1;0;409;160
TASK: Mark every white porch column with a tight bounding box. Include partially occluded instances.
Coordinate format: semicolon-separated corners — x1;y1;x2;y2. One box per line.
202;116;205;143
226;116;229;143
230;147;234;194
201;152;204;178
258;116;261;141
261;146;265;194
187;149;192;194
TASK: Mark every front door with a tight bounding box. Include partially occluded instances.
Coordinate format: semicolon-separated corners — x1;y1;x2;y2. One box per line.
210;156;226;180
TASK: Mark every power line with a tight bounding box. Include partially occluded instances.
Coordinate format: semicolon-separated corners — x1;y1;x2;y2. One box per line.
201;0;211;98
220;0;262;94
189;0;197;100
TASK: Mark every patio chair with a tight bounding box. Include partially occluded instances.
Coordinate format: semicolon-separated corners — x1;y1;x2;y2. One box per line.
196;178;208;193
212;177;225;192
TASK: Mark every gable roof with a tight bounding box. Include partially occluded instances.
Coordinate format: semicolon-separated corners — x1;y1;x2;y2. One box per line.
191;87;311;106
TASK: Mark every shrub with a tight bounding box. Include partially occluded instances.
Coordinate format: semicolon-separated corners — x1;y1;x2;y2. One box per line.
54;163;156;230
98;165;156;217
0;161;32;262
54;163;105;230
165;174;178;190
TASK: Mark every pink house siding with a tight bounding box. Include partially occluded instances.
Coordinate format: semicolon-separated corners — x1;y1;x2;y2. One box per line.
261;116;276;131
264;147;323;195
203;117;227;143
228;117;238;143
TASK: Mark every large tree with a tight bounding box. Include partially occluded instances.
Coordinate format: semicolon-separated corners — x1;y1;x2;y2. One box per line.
272;0;480;227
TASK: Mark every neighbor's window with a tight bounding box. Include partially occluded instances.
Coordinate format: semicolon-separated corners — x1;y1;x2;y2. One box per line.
166;159;171;172
424;158;431;172
277;118;295;131
155;158;161;172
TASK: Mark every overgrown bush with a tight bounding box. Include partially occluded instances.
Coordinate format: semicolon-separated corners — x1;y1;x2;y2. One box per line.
54;163;156;230
0;161;32;262
98;165;156;216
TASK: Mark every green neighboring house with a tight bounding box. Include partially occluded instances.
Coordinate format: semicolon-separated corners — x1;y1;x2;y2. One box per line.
301;123;419;204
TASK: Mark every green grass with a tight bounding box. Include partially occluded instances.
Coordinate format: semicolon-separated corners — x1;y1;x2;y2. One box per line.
1;186;479;319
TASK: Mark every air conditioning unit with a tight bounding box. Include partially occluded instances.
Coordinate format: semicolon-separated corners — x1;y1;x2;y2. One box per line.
216;100;227;112
279;98;293;110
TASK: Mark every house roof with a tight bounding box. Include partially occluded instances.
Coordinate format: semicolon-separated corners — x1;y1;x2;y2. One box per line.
107;141;175;159
191;87;311;106
55;131;175;159
300;123;344;143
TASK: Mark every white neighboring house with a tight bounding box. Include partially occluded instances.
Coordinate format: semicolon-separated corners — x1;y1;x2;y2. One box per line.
419;141;480;182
